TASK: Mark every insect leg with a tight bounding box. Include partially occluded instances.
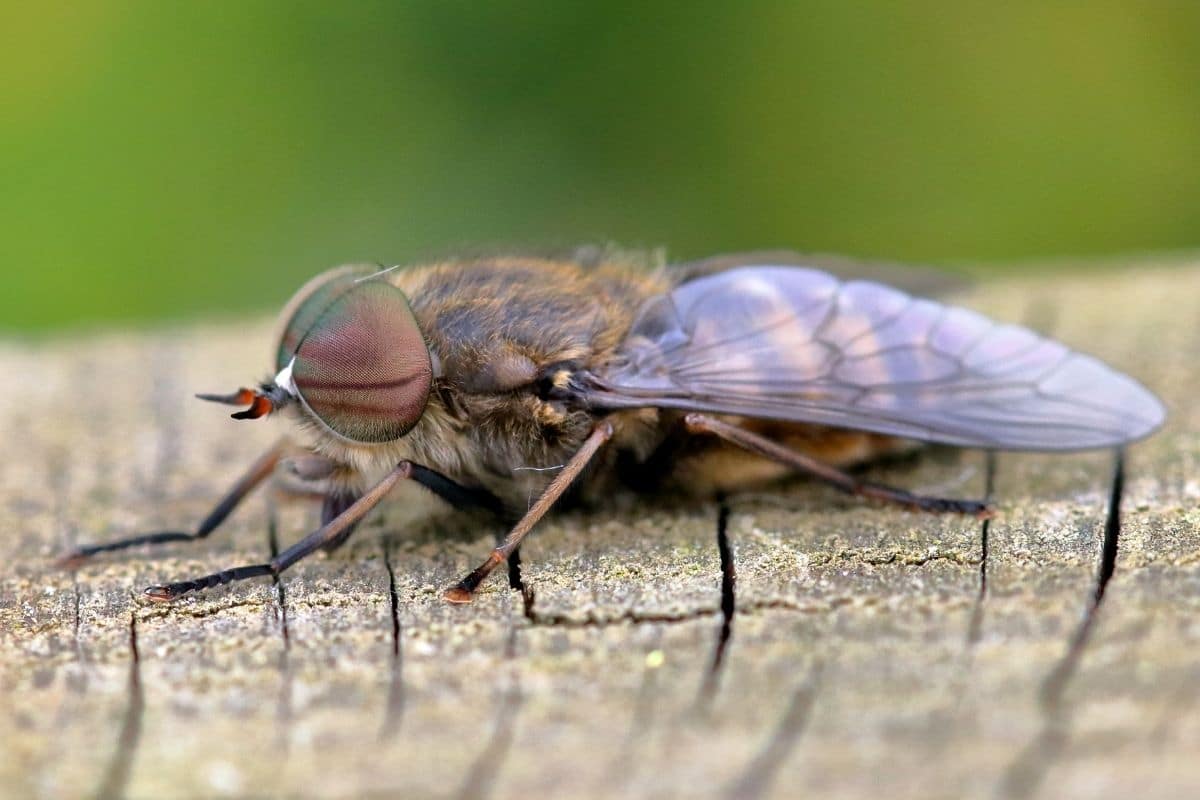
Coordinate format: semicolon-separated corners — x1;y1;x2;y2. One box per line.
409;464;506;517
143;461;418;602
317;490;363;554
57;440;286;568
318;465;504;554
404;464;520;589
683;414;992;518
444;421;615;604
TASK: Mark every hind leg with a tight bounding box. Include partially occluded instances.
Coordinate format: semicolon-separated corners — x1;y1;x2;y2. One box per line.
683;414;991;518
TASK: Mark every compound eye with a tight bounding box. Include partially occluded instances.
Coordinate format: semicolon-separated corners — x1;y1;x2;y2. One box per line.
275;264;377;371
291;280;432;443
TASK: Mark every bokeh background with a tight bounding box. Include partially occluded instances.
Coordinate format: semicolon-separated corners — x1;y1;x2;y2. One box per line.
3;1;1198;333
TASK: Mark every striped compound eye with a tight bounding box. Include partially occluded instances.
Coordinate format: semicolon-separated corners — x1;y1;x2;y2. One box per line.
289;279;433;443
275;264;376;372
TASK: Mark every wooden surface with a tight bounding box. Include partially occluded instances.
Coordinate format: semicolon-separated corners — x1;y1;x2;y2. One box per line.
1;263;1198;799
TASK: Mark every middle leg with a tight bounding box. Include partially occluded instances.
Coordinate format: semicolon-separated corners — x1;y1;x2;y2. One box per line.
318;464;505;554
444;421;614;604
142;460;504;602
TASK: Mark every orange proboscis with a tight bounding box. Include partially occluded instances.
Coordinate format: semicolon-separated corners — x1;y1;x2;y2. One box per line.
231;393;274;420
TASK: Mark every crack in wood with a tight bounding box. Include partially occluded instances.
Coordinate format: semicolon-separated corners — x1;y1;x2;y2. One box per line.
800;547;978;569
135;598;275;622
967;450;998;646
379;541;406;740
1039;448;1124;709
68;556;89;693
697;502;736;709
93;609;144;800
267;497;294;756
519;595;856;630
50;445;90;690
71;579;83;658
911;453;999;798
996;448;1125;799
522;595;722;628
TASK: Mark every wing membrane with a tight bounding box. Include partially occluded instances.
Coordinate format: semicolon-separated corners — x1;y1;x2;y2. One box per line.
588;266;1164;451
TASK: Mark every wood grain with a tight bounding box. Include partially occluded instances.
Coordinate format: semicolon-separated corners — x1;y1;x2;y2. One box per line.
1;264;1197;799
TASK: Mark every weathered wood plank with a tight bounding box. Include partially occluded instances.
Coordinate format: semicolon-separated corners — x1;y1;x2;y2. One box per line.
1;264;1197;799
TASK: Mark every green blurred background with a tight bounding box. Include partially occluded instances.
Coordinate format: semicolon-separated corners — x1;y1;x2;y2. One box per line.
3;1;1198;333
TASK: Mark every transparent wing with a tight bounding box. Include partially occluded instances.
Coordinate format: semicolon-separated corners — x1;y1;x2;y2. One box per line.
588;266;1165;451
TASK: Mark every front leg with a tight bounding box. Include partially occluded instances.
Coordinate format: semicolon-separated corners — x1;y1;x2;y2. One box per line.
143;461;502;602
319;463;505;554
444;421;614;603
57;440;287;568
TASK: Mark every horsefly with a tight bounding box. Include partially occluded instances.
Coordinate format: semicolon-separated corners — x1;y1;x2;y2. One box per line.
60;251;1165;604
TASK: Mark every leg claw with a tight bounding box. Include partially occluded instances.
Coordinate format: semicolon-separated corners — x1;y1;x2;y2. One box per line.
143;585;176;603
443;585;475;604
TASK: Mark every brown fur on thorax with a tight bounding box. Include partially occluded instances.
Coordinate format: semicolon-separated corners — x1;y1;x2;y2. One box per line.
292;255;669;507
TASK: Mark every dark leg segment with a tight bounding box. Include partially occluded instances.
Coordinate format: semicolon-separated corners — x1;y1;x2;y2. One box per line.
318;464;502;554
683;414;992;518
410;464;505;516
143;461;417;601
57;441;285;568
141;460;504;602
444;421;614;603
318;490;363;554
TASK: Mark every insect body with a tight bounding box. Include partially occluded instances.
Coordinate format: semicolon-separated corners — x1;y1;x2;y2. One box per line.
61;252;1165;603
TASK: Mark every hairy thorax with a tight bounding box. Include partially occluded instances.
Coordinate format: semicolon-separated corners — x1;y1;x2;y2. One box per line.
290;255;669;506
